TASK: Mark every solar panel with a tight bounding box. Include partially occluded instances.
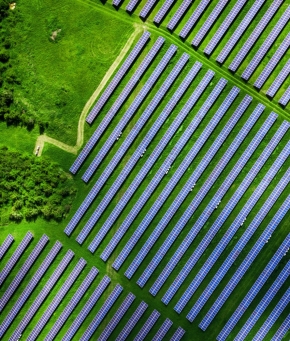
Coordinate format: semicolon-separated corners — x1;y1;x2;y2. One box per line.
140;0;157;19
112;0;122;6
229;1;283;72
254;32;290;89
204;0;247;55
44;267;99;341
98;293;135;341
179;0;211;39
190;168;290;323
69;34;162;176
267;59;290;98
0;232;33;286
99;62;202;259
271;312;290;341
192;0;230;48
126;0;140;13
152;318;173;341
80;284;123;341
63;275;111;341
167;0;193;31
154;0;175;24
242;6;290;81
26;258;86;341
0;234;49;312
133;310;160;341
279;85;290;106
217;233;290;341
235;260;290;340
0;234;13;260
116;301;148;341
86;31;150;124
76;54;188;245
176;141;290;319
253;287;290;341
0;241;62;338
170;327;186;341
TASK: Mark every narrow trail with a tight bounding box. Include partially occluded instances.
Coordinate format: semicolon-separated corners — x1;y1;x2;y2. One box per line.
34;23;144;157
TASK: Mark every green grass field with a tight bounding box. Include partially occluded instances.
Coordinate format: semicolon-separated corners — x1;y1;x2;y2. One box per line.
0;0;290;340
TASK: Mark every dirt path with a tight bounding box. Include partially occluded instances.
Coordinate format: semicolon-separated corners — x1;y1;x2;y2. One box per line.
34;23;143;157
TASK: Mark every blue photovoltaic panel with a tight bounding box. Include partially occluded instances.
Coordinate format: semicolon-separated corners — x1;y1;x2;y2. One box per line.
151;107;273;297
176;141;290;319
97;62;203;258
0;232;33;286
133;310;160;341
0;241;62;339
242;6;290;81
271;312;290;341
179;0;210;39
267;59;290;98
116;301;148;341
98;293;135;341
0;235;49;312
154;0;175;24
0;234;13;260
112;0;121;6
63;275;111;341
80;284;123;341
86;31;150;124
253;287;290;341
69;34;162;175
235;260;290;340
76;55;188;245
170;327;186;341
152;318;173;341
190;168;290;323
204;0;247;55
26;258;86;341
254;32;290;89
167;0;192;31
160;114;284;304
127;87;241;281
44;267;99;341
229;1;283;72
279;85;290;106
217;233;290;341
126;0;140;13
82;44;178;183
192;0;229;48
10;250;75;341
140;0;157;19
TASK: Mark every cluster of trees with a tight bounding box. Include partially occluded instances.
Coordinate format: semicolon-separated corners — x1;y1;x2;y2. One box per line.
0;146;77;221
0;0;47;130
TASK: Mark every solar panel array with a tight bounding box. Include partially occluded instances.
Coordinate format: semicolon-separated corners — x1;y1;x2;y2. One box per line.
136;94;251;287
253;287;290;341
271;312;290;341
216;0;265;64
152;318;173;341
170;326;186;341
179;0;210;39
192;0;229;48
0;234;49;312
98;293;135;341
150;104;268;296
279;85;290;106
112;0;121;7
217;233;290;341
160;112;278;304
140;0;157;19
204;0;247;56
267;59;290;98
69;34;162;176
189;168;290;323
242;5;290;81
229;1;283;72
133;309;160;341
0;231;33;286
80;284;123;341
153;0;175;24
125;86;240;279
86;31;150;124
0;234;13;260
126;0;140;13
254;32;290;89
235;260;290;340
167;0;192;31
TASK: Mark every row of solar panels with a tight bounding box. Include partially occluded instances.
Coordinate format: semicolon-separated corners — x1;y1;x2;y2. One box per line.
0;233;185;340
